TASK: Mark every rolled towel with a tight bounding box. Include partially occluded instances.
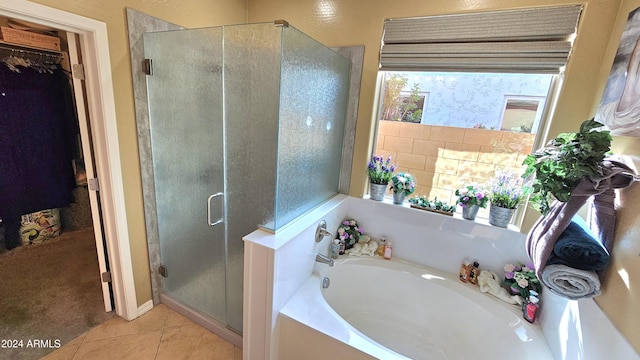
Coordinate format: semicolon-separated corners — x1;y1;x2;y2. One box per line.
546;215;609;271
541;264;601;300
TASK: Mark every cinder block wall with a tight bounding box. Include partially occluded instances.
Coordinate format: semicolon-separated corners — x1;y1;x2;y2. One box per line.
375;120;535;213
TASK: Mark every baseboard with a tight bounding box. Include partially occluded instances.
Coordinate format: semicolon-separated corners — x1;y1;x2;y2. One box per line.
136;299;154;317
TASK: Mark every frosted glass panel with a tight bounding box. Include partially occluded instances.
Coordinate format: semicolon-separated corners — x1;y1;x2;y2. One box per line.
144;28;226;324
222;22;280;332
274;27;351;229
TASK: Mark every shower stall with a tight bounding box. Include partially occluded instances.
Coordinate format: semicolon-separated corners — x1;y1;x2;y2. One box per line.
141;21;350;338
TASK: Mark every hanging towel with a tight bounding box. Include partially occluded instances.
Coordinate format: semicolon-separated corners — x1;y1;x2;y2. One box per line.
525;156;636;299
546;215;609;271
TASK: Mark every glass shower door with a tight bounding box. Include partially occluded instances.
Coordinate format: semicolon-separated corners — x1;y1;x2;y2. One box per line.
143;28;226;324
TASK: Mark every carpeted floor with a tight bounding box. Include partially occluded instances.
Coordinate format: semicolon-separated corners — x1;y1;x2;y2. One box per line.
0;227;114;360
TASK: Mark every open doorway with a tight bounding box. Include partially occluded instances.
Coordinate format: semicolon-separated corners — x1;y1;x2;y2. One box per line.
0;14;115;360
0;0;138;357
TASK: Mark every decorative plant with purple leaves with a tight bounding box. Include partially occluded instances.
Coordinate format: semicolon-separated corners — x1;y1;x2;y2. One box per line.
503;262;542;299
390;172;416;195
455;183;489;208
489;168;531;209
367;155;395;185
337;219;364;249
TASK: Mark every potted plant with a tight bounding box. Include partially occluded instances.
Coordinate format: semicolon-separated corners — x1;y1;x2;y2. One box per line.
337;219;363;250
455;183;489;220
502;262;542;299
389;172;416;204
367;155;395;201
522;119;612;215
489;168;530;227
408;196;456;215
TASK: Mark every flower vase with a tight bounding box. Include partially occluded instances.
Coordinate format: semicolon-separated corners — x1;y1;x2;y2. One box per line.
489;204;515;228
369;183;387;201
392;191;405;205
461;204;479;220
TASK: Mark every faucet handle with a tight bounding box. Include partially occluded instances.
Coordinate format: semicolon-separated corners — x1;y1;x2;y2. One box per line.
315;220;332;243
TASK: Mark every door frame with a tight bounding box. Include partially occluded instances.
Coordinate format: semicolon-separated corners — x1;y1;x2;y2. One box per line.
0;0;138;320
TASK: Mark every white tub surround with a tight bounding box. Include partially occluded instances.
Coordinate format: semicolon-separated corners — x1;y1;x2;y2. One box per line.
243;195;638;359
242;194;349;360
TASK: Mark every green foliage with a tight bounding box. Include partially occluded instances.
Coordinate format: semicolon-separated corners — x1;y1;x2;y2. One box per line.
408;196;456;213
522;119;612;215
397;83;423;122
381;75;424;123
381;75;408;120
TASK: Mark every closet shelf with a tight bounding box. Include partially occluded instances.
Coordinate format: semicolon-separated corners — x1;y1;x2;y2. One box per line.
0;40;63;65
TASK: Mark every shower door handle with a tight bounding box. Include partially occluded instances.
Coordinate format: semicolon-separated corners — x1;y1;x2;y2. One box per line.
207;192;224;227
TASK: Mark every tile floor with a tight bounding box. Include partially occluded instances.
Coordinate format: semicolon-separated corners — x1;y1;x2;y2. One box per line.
41;304;242;360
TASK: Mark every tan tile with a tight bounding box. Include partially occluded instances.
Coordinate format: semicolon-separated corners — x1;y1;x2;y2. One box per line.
165;309;196;329
66;333;86;347
234;346;243;360
84;306;167;342
41;345;78;360
74;330;162;360
41;331;86;360
156;324;234;360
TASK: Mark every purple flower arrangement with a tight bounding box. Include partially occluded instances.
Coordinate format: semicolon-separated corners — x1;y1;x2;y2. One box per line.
367;155;395;185
503;262;542;298
455;183;489;208
489;168;531;209
337;219;363;249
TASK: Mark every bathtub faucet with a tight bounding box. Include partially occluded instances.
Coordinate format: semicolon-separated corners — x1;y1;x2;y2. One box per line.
315;253;334;267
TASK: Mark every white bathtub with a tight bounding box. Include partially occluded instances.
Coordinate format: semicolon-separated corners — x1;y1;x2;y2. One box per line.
279;256;553;360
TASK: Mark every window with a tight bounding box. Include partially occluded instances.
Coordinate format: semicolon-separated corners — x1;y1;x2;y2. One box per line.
375;71;555;219
374;6;582;223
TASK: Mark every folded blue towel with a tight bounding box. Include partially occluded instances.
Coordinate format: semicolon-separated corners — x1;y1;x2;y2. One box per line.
546;215;610;271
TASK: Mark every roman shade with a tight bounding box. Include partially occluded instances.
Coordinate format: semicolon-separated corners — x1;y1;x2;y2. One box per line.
380;5;583;73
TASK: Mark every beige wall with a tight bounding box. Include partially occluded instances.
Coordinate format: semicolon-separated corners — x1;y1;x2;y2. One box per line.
26;0;248;306
593;0;640;353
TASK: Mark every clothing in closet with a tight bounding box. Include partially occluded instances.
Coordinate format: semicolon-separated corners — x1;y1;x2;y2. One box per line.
0;64;78;249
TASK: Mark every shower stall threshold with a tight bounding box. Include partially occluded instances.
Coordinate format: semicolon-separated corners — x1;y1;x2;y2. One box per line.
160;293;243;348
